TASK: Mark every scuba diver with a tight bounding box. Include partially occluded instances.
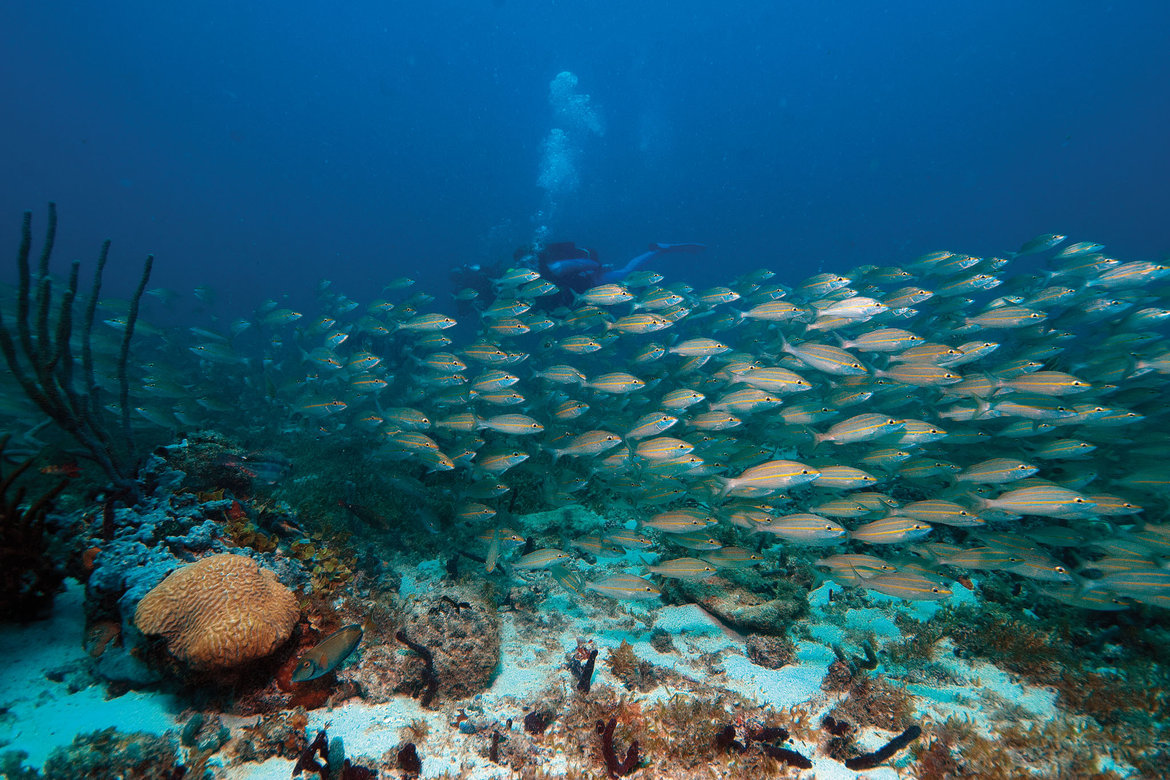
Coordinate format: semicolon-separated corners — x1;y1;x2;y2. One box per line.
530;241;706;294
449;240;705;312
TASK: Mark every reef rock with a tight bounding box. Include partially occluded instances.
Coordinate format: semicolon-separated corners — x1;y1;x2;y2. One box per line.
359;586;501;704
134;553;299;670
665;576;809;636
41;728;182;780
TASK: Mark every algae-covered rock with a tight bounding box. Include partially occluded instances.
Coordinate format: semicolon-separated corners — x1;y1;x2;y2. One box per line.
41;728;182;780
358;585;501;704
663;576;808;636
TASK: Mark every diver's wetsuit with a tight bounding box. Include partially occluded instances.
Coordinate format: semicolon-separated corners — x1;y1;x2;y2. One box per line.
536;242;603;296
537;241;706;305
449;241;704;311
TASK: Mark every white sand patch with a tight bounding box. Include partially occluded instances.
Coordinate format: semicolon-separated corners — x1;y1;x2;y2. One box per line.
0;580;180;768
304;699;514;779
231;756;296;779
482;617;565;705
841;608;902;639
908;637;1058;732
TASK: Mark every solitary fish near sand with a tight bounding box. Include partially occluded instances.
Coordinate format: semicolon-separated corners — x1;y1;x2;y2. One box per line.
291;624;364;682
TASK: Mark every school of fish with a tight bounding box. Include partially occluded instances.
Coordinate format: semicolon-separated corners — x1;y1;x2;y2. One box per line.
16;232;1170;613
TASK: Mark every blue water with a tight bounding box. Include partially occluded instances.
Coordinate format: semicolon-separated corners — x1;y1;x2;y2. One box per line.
1;2;1167;307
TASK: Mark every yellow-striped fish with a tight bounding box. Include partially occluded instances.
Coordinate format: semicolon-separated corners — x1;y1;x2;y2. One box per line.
859;572;951;601
850;517;933;544
586;574;662;600
759;514;847;543
643;508;719;533
719;459;820;497
646;557;719;580
515;549;573;570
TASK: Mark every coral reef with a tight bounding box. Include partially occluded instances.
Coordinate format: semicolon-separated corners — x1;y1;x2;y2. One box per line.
745;633;796;669
606;640;660;692
40;728;182;780
643;695;730;766
832;639;878;675
714;712;814;771
568;639;598;693
395;628;440;707
134;553;299;671
820;715;856;761
78;451;313;682
392;586;500;702
178;712;230;753
523;709;554;735
911;714;1125;779
843;724;921;769
397;743;422;777
225;707;310;763
399;718;431;744
663;574;808;635
827;673;915;732
0;751;40;780
596;717;641;778
886;602;1170;772
648;628;674;653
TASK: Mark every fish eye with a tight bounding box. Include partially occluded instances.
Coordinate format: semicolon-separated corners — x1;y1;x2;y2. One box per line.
1074;497;1087;503
931;587;940;593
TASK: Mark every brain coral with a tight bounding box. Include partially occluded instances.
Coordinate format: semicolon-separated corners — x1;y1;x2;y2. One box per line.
134;553;299;670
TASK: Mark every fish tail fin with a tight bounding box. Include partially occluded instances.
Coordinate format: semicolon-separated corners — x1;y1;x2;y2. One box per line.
1120;353;1140;381
1074;572;1100;596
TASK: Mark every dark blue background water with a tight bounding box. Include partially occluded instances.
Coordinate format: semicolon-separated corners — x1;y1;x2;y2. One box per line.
2;2;1167;313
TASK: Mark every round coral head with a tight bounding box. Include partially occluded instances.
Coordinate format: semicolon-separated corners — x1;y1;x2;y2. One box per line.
135;553;299;670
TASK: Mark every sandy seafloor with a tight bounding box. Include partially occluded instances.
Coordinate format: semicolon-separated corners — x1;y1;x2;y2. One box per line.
0;504;1139;779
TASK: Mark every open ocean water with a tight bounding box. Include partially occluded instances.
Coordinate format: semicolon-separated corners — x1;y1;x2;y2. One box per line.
1;3;1169;779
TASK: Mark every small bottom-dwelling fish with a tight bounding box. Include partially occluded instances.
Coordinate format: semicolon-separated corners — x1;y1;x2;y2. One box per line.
291;624;364;682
